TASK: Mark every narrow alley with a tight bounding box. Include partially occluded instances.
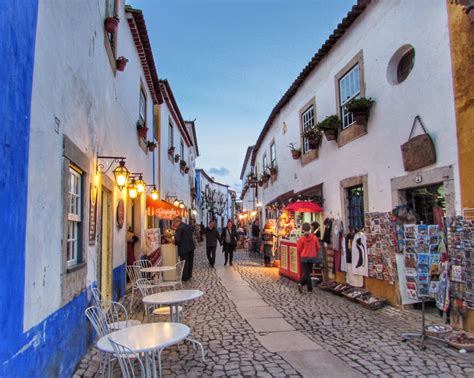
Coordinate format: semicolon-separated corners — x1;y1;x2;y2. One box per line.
75;243;474;378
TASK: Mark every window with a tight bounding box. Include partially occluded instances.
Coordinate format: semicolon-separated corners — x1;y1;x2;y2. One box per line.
262;154;268;171
301;105;315;154
347;185;364;231
180;140;184;160
168;118;174;148
105;0;118;59
270;142;276;167
397;48;415;83
67;166;82;267
139;87;146;125
339;64;360;129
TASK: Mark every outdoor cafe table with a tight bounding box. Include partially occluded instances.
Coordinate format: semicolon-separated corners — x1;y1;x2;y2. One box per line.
96;322;190;378
142;289;203;323
142;290;205;361
141;265;175;283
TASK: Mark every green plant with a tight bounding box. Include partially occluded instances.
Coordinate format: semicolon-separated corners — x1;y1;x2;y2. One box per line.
346;97;375;114
302;127;323;149
136;119;146;129
287;142;301;152
317;115;340;130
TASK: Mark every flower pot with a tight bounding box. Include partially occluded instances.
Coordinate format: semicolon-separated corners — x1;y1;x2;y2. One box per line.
137;126;148;138
147;143;157;152
354;112;367;125
116;57;128;72
180;160;187;167
291;150;301;160
323;129;338;141
168;147;175;156
184;167;190;174
174;155;180;163
308;139;319;150
262;175;270;183
104;16;119;33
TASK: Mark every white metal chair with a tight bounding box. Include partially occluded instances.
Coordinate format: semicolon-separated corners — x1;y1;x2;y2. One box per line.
157;260;185;290
109;339;146;378
91;287;102;308
136;278;182;320
85;306;114;376
133;259;152;269
101;299;141;330
127;265;143;313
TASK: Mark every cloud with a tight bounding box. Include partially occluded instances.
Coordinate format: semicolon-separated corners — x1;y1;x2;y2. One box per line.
208;167;230;176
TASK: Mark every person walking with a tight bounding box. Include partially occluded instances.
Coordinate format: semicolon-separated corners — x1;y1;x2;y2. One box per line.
203;220;221;268
251;220;260;253
172;216;195;281
297;222;321;293
221;220;237;266
262;222;275;267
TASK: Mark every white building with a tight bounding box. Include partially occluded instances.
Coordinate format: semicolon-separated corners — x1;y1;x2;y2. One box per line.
251;0;461;230
239;146;257;211
157;80;198;219
3;2;163;374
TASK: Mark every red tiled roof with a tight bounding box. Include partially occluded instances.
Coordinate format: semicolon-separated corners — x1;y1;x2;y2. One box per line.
159;79;193;147
125;6;163;105
251;0;371;164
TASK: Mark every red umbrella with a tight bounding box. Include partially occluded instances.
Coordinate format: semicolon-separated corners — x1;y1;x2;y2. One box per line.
285;201;323;213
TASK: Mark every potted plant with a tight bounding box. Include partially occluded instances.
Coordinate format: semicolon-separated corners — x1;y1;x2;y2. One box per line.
288;143;301;159
168;146;175;156
136;119;148;138
302;127;323;150
184;167;190;174
262;169;271;183
317;115;340;141
147;140;157;152
116;56;128;72
104;16;119;33
346;97;375;125
174;154;180;163
180;159;187;168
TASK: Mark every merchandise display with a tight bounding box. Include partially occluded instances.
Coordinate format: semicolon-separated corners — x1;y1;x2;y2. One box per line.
364;212;398;283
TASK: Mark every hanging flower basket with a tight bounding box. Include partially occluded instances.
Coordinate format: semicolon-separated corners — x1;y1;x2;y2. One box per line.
184;167;190;174
116;56;128;72
147;141;157;152
262;174;270;183
174;154;180;163
104;16;119;33
180;160;187;167
136;120;148;138
347;98;375;126
168;146;175;156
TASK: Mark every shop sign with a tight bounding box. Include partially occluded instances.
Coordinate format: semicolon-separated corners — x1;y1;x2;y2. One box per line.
116;199;124;229
289;246;298;274
280;245;288;269
146;197;181;220
89;184;98;245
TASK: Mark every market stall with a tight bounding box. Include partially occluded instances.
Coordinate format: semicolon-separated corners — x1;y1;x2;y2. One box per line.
278;201;323;281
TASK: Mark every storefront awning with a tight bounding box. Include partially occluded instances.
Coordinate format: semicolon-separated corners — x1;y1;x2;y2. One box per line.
146;197;182;219
285;201;323;213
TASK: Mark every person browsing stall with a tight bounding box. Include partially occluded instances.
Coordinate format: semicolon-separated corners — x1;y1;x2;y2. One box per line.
297;222;321;293
172;216;195;281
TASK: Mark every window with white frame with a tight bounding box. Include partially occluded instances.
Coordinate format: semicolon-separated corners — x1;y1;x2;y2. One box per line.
270;142;276;167
168;118;174;148
339;64;360;129
67;166;82;267
180;140;184;160
139;87;146;125
263;154;268;172
301;105;314;154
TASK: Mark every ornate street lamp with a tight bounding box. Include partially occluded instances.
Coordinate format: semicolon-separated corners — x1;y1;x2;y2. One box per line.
150;186;159;201
128;179;138;199
96;155;129;190
135;175;146;194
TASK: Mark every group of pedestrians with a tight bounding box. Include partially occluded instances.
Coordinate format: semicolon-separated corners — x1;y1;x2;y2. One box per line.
202;220;238;267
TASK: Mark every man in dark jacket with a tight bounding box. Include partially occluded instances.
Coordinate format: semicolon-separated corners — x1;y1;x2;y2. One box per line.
221;220;238;266
203;220;221;268
172;216;195;281
251;220;260;253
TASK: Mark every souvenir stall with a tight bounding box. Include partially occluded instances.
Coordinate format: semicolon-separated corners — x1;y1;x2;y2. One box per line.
279;201;323;281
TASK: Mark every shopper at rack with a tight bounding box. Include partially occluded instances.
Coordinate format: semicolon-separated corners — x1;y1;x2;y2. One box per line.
297;222;321;293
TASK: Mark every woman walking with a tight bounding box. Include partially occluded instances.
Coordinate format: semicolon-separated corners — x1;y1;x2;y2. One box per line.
297;222;321;293
221;220;237;266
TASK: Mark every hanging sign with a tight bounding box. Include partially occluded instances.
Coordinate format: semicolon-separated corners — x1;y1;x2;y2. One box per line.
146;197;181;220
89;184;98;245
116;199;125;229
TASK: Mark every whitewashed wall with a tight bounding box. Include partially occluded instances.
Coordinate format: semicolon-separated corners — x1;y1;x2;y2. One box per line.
254;0;460;222
25;0;157;329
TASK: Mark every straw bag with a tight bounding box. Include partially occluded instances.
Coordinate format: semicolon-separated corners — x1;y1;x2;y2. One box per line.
400;115;436;171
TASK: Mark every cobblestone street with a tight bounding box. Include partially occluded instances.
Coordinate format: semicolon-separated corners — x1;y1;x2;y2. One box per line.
76;244;474;377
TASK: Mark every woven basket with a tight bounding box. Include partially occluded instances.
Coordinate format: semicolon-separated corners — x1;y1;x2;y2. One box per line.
425;325;452;339
342;288;368;302
357;296;386;310
446;334;474;351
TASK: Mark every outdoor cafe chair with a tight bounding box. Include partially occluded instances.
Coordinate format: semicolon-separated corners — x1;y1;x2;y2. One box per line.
157;260;185;291
127;263;152;313
109;338;146;378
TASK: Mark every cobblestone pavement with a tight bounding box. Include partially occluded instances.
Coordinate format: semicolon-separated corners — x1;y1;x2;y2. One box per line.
75;245;474;377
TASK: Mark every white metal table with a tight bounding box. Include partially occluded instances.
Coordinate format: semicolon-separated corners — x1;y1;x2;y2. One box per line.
142;290;205;361
97;322;190;378
141;265;176;284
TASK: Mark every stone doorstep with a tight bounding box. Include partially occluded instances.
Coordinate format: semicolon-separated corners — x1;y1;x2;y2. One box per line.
235;305;283;320
279;350;365;378
256;331;322;353
247;317;295;332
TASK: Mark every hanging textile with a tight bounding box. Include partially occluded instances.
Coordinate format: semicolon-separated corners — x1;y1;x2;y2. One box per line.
340;236;347;272
351;232;368;277
323;218;333;244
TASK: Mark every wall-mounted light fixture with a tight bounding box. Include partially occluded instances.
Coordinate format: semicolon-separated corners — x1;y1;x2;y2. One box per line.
128;178;138;199
150;186;159;201
96;155;129;190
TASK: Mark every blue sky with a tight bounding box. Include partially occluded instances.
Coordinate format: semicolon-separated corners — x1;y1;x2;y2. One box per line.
129;0;357;191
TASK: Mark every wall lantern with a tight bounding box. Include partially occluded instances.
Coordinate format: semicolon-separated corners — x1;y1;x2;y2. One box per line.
135;175;146;194
150;187;159;201
128;179;138;199
96;155;129;190
192;209;197;216
179;201;185;209
173;199;180;207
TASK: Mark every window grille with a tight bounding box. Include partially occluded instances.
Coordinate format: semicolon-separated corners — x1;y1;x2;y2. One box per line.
301;105;314;154
347;185;364;231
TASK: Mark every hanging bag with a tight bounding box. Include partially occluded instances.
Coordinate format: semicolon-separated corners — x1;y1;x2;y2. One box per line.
400;115;436;171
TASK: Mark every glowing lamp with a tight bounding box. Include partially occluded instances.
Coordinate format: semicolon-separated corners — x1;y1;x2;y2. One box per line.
173;199;180;207
128;180;138;199
179;201;185;209
112;160;129;190
135;176;146;193
150;187;159;201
